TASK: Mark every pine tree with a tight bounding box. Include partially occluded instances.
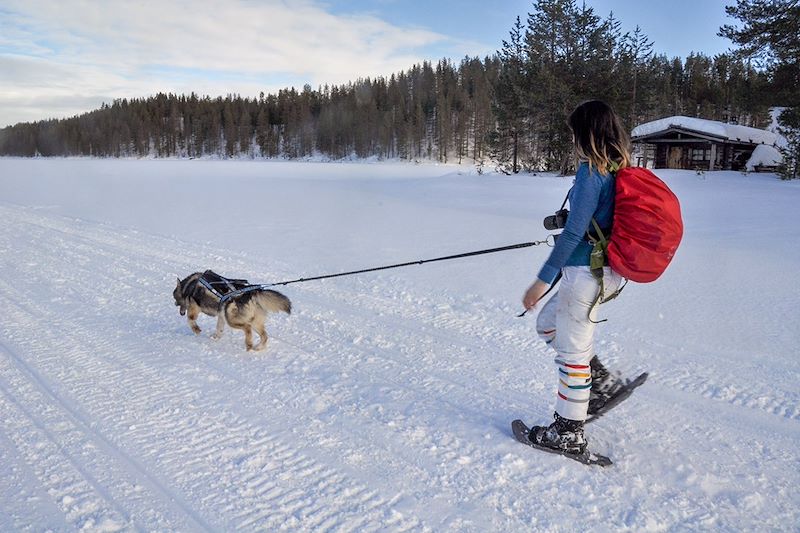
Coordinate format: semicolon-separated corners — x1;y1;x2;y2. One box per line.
493;16;528;172
622;26;654;125
720;0;800;178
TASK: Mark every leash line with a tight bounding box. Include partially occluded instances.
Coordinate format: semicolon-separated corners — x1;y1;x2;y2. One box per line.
214;238;554;306
264;239;553;288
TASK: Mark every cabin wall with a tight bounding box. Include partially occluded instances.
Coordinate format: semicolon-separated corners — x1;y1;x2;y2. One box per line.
646;141;756;171
654;142;720;170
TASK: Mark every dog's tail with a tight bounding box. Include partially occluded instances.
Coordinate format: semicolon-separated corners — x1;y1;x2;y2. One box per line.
258;289;292;315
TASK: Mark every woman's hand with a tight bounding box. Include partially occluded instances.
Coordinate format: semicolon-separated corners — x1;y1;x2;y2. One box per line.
522;279;551;310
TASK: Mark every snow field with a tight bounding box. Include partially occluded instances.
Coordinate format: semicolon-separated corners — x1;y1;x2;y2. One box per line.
0;159;798;531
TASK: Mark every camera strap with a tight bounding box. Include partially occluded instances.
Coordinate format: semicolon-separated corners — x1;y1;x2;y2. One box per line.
543;178;624;323
559;190;570;210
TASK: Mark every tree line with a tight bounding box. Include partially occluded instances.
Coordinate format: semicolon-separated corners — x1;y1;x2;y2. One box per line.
0;0;795;176
0;59;498;164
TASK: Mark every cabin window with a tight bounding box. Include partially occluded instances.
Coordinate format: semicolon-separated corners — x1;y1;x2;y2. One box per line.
690;147;711;162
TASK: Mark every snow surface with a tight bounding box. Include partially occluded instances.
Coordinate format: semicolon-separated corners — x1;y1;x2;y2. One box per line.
632;115;780;146
0;159;798;532
746;144;783;171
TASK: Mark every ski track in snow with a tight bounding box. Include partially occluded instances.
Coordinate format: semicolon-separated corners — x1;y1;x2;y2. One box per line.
1;164;799;531
0;207;429;532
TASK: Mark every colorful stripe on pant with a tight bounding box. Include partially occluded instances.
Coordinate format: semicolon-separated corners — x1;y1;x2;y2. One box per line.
538;328;556;345
554;359;591;420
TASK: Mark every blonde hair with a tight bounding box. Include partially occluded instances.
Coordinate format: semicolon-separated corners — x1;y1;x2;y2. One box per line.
568;100;631;174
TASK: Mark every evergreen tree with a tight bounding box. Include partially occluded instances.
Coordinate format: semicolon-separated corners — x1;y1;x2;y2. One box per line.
526;0;573;171
621;26;654;124
493;16;529;173
720;0;800;178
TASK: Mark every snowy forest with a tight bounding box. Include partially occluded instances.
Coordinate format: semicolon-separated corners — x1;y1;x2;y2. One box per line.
0;0;797;175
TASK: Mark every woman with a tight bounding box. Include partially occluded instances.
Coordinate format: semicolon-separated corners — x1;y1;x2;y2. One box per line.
521;100;630;455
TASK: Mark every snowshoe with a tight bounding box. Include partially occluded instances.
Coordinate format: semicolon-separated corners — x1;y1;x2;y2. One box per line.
511;418;612;467
587;371;648;422
588;355;625;415
528;412;587;454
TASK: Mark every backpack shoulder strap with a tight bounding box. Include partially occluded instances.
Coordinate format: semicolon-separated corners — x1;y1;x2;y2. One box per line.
587;218;627;323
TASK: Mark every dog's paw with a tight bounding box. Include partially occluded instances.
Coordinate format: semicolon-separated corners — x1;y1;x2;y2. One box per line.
210;333;221;340
191;327;202;335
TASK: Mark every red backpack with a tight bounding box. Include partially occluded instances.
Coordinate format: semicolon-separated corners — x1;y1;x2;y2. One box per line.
597;167;683;283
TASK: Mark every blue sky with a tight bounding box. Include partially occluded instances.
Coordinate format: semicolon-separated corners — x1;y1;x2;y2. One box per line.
0;0;734;128
328;0;732;59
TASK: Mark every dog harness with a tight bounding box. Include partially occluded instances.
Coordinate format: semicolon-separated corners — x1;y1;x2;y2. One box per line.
197;270;249;299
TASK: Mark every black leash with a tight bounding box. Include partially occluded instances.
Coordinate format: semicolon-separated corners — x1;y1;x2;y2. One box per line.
266;238;555;288
216;238;555;307
516;270;562;318
268;239;554;287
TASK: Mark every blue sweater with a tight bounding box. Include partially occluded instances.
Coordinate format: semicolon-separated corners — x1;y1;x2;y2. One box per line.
537;162;615;284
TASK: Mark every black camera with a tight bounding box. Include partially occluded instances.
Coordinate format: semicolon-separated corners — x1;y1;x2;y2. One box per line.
543;208;569;230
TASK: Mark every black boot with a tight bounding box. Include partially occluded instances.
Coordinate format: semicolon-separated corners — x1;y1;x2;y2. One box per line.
528;412;587;454
588;355;624;416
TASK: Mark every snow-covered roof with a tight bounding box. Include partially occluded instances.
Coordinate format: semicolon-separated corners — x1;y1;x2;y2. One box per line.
746;144;783;171
632;116;779;146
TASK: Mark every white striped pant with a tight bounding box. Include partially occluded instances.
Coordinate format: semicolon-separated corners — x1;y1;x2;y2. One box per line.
536;266;623;421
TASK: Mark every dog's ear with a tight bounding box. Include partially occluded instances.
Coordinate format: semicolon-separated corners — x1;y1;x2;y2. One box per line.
176;277;182;286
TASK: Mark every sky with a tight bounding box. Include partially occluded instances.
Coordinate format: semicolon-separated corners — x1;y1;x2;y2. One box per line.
0;0;735;128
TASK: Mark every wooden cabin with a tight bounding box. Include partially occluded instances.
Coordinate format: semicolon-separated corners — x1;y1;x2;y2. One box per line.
631;116;782;171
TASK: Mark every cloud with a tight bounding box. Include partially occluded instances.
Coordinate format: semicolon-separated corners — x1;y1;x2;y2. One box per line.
0;0;460;127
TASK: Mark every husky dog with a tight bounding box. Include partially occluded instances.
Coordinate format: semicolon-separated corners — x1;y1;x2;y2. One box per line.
212;287;292;351
173;270;249;334
173;270;291;351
